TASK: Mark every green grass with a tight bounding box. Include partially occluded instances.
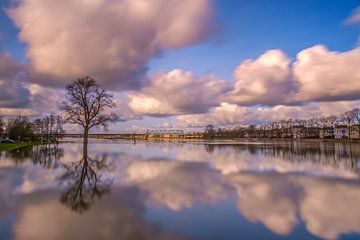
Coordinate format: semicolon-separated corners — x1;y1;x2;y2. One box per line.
0;142;33;152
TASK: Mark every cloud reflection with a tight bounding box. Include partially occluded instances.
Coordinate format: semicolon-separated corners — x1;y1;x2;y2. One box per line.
13;189;186;240
229;172;360;239
2;141;360;239
126;160;232;211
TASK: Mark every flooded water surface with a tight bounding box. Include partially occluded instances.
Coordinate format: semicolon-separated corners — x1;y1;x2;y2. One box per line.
1;139;360;240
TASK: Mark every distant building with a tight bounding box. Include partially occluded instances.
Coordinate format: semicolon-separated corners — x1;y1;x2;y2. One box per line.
293;126;305;139
320;128;335;139
334;125;349;139
146;129;185;138
350;124;360;139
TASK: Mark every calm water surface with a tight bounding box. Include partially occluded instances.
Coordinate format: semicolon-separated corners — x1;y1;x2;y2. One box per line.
1;139;360;240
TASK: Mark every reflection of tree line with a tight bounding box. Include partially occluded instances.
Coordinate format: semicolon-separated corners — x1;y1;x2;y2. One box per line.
205;142;360;175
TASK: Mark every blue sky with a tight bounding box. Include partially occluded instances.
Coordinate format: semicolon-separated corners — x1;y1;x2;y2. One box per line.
149;0;360;80
0;0;360;132
2;0;359;77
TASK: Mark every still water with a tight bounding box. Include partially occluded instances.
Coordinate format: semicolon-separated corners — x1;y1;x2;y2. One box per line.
1;139;360;240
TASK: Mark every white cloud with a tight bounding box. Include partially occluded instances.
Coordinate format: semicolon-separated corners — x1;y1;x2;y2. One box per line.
225;45;360;107
128;69;229;116
7;0;215;90
225;50;294;106
293;45;360;102
176;101;360;127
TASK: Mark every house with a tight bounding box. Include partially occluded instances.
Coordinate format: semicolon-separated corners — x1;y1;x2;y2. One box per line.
146;129;185;138
320;128;335;139
334;125;349;139
350;124;360;139
293;126;305;139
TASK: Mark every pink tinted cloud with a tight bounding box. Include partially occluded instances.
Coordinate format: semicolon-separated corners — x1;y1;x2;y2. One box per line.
7;0;216;90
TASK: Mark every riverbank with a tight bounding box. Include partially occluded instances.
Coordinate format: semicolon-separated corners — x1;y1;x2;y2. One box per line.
111;137;360;145
0;142;33;152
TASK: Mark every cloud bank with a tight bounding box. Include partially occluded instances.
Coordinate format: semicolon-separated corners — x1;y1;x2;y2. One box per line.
7;0;215;89
1;1;360;127
128;69;229;116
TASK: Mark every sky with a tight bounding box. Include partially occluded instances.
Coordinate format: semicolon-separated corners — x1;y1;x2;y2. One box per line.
0;0;360;133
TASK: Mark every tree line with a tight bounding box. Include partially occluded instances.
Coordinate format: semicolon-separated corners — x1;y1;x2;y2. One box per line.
203;108;360;139
0;115;64;142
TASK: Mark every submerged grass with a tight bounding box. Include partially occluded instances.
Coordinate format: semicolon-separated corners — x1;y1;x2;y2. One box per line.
0;143;33;152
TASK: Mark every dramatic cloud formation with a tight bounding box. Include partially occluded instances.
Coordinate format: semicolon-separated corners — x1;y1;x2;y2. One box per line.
226;45;360;107
174;45;360;127
0;53;30;108
176;101;360;127
293;45;360;102
7;0;215;89
128;69;229;116
225;50;294;106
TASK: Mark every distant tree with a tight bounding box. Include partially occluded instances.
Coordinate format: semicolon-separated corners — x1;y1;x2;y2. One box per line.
319;115;337;128
204;124;215;139
343;110;356;138
6;116;35;141
0;116;4;136
352;108;360;124
33;115;65;143
60;76;117;143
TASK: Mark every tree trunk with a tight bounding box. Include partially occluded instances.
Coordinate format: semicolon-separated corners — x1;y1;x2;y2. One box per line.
84;127;89;144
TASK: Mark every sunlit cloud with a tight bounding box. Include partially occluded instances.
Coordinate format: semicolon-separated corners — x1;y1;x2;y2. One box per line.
7;0;216;90
225;49;294;106
128;69;229;116
176;100;360;127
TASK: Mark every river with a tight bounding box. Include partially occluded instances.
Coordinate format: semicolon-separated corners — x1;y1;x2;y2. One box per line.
1;139;360;239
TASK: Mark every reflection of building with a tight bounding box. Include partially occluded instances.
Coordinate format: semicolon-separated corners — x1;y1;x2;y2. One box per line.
335;125;349;139
320;128;335;139
146;129;185;138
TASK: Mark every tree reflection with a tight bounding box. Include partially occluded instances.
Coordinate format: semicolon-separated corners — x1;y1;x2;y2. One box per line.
4;145;33;165
59;143;112;213
32;144;64;169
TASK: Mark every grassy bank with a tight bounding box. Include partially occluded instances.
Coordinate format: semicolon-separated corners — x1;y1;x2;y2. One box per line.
0;142;33;152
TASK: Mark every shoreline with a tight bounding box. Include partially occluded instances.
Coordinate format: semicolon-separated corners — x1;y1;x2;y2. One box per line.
0;142;34;152
72;137;360;145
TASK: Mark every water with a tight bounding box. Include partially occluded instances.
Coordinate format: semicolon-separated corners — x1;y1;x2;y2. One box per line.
1;139;360;240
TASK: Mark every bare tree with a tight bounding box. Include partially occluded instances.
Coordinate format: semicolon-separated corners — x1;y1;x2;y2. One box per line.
60;76;117;143
343;110;355;138
319;115;337;128
351;108;360;123
0;116;4;136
